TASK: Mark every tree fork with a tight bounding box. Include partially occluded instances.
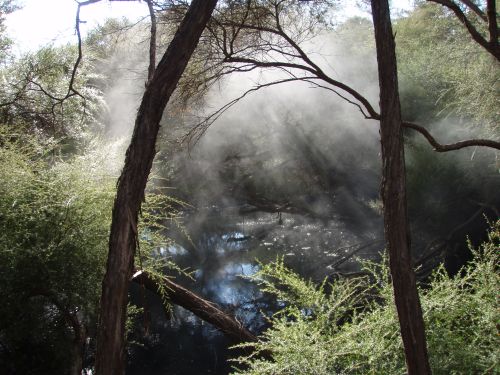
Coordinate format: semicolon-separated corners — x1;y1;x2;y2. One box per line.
370;1;431;374
95;1;218;374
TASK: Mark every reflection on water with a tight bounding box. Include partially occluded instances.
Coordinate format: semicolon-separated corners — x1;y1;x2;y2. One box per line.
128;210;383;374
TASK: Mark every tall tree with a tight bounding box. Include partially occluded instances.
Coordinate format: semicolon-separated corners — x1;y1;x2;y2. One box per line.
94;1;218;374
181;1;497;372
371;0;431;373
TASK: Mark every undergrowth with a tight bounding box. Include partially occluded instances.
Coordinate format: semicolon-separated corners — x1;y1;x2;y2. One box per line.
232;222;499;374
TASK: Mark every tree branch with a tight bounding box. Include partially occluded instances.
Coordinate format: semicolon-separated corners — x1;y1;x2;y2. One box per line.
146;0;157;83
402;121;500;151
486;0;498;47
132;270;257;344
428;0;500;61
223;55;379;118
218;17;380;118
188;70;500;153
189;2;500;157
185;76;318;146
458;0;487;21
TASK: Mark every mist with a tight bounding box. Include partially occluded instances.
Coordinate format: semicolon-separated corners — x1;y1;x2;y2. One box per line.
84;13;498;374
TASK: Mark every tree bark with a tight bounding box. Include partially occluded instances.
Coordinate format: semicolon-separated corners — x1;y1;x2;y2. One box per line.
132;270;257;344
370;1;431;374
94;1;218;374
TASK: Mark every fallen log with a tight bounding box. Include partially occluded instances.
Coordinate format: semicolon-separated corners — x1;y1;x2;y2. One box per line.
131;270;257;344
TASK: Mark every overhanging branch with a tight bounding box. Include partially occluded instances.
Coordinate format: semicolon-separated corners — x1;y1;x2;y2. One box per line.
185;76;318;146
187;73;500;153
403;121;500;151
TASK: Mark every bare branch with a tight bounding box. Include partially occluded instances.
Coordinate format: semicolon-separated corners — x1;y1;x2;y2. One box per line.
188;74;500;154
185;76;315;146
0;0;94;114
301;78;371;118
70;1;97;100
132;270;257;344
402;121;500;151
223;54;380;118
176;1;500;158
215;8;381;117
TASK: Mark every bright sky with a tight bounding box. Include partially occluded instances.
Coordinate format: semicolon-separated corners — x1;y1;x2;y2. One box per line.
5;0;413;53
6;0;149;53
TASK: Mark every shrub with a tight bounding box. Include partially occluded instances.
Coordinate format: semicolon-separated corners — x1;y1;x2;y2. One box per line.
232;222;500;374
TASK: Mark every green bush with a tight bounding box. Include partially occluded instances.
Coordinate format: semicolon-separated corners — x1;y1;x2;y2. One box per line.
0;127;187;372
0;129;114;373
232;222;500;374
396;3;499;132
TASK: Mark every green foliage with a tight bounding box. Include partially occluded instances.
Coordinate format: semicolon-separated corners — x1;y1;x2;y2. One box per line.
0;126;188;371
0;43;105;147
232;223;500;374
84;18;136;62
396;3;499;133
0;127;114;372
0;0;20;63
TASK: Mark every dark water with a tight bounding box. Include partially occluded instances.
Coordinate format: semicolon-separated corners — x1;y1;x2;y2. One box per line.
128;209;383;374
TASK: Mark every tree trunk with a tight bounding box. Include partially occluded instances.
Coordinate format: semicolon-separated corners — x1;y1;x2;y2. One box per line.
132;270;257;344
370;1;431;374
94;1;218;374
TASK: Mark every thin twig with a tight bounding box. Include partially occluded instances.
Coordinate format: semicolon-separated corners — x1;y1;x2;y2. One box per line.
184;76;319;147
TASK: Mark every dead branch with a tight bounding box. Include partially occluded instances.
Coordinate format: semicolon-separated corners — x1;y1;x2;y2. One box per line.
132;270;257;344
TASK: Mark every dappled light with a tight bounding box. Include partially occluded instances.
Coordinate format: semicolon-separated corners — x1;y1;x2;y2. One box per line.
0;1;498;374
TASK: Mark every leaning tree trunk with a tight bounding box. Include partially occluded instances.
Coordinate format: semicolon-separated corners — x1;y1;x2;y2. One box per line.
132;270;257;343
370;1;431;374
94;1;218;374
